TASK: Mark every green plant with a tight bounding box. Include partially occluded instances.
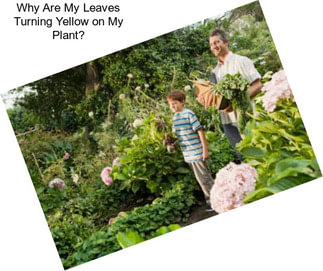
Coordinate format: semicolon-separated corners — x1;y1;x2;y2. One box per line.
111;114;193;195
205;131;237;175
67;182;196;268
210;73;252;133
237;97;321;202
116;224;181;248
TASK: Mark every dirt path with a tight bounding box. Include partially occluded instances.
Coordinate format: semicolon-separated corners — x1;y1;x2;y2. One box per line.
181;202;217;227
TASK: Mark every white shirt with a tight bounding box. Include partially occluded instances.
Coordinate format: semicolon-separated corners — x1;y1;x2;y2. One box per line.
212;51;261;125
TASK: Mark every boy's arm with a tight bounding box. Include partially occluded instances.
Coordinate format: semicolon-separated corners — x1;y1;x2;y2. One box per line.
197;128;209;161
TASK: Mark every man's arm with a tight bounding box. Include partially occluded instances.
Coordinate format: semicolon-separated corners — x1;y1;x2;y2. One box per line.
249;78;262;99
197;129;209;161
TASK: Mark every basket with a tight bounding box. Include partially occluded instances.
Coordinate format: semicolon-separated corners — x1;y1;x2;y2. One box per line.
194;81;229;110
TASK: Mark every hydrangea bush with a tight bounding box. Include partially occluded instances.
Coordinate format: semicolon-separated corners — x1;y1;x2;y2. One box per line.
210;162;257;213
262;70;293;112
236;71;321;203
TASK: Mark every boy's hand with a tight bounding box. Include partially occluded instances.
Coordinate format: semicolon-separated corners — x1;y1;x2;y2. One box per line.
203;148;210;161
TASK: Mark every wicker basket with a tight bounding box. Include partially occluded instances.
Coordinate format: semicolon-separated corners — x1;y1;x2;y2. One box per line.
194;81;229;110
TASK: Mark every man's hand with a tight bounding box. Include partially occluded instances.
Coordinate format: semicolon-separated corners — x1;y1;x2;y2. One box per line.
220;102;233;113
249;79;262;99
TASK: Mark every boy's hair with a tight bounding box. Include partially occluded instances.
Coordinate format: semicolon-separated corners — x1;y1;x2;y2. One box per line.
167;90;186;102
209;29;229;43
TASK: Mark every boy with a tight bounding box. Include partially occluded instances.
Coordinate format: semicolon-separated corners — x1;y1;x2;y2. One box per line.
167;90;214;212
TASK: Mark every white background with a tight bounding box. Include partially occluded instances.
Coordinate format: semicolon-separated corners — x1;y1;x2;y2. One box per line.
1;0;322;270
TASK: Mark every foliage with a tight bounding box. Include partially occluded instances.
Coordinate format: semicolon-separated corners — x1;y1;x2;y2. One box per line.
111;113;196;195
117;224;181;248
6;106;38;134
67;182;196;268
211;73;252;132
116;231;145;248
48;213;96;259
237;97;321;203
205;131;237;175
99;27;212;98
185;92;223;133
12;66;86;131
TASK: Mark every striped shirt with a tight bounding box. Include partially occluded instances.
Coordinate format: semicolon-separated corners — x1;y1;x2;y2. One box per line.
172;108;203;163
211;51;261;125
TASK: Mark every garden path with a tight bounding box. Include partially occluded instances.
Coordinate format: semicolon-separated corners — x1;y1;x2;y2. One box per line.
182;202;217;227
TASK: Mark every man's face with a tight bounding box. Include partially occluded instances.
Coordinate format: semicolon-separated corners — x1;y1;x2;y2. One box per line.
168;99;184;113
209;35;229;58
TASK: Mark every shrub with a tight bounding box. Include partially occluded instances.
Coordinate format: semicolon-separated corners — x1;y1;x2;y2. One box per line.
67;181;196;268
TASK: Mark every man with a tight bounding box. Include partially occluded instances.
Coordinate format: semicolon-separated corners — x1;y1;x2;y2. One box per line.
209;29;262;160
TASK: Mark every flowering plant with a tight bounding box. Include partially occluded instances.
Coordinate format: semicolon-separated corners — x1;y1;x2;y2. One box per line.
262;70;293;112
210;162;257;213
48;178;66;190
63;152;70;160
101;166;113;186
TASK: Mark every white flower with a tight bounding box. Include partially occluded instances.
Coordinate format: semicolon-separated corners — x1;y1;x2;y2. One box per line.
184;85;191;92
48;178;65;190
72;174;79;184
127;73;134;79
260;61;266;66
98;151;105;158
101;122;108;130
119;93;126;100
88;111;94;118
133;118;143;127
135;86;141;91
112;157;121;167
144;84;149;89
132;135;139;141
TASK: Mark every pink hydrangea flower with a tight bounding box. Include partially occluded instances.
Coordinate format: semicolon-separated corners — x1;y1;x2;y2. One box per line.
261;70;293;112
48;178;65;190
101;166;113;186
210;162;257;213
63;152;70;160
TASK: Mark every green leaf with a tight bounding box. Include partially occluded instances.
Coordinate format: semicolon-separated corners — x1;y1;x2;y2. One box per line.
167;224;181;231
116;231;145;249
131;180;142;194
244;176;311;203
174;167;190;174
240;146;265;158
154;226;170;236
113;172;128;181
152;224;181;238
275;159;311;174
273;158;315;181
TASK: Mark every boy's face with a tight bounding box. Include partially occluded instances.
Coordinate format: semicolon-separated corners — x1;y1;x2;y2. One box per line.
168;99;184;113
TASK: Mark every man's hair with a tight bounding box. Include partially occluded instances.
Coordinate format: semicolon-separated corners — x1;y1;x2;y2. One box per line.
209;29;229;43
166;90;186;102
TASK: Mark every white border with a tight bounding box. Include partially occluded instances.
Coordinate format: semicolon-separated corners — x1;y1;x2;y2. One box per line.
1;1;322;270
